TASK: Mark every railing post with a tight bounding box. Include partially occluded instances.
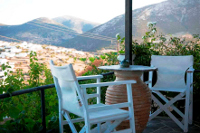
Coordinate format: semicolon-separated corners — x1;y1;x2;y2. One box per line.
41;89;46;133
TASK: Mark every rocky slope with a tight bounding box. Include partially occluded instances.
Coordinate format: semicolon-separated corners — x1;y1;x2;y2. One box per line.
0;16;99;46
0;17;79;46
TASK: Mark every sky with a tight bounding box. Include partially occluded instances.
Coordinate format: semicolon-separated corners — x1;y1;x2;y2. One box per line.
0;0;167;25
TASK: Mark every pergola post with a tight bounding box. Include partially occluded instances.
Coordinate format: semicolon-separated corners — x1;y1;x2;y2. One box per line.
125;0;132;64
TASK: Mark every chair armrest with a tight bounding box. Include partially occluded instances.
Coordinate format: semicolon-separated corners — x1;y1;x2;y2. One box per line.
187;67;195;73
145;80;152;84
77;75;103;80
88;102;130;112
80;80;136;88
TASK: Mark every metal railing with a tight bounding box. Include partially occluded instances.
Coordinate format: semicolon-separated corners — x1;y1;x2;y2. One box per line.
0;72;114;132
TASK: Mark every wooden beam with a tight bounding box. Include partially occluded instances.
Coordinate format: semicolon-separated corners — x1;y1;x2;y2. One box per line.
125;0;132;65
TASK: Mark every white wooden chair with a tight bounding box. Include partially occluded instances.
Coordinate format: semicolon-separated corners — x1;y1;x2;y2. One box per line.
148;55;194;132
49;60;136;133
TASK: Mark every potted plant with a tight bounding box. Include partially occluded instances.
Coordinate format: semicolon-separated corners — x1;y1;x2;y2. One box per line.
116;33;136;64
116;33;125;62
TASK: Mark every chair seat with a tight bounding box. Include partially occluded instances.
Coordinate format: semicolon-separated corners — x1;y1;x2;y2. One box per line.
88;103;129;124
150;87;186;92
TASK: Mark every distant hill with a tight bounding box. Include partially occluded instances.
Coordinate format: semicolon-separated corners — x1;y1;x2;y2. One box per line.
65;0;200;51
53;15;100;34
0;17;79;46
0;23;6;26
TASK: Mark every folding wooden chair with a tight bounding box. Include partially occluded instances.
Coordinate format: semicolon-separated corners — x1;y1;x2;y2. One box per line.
49;60;136;133
148;55;194;132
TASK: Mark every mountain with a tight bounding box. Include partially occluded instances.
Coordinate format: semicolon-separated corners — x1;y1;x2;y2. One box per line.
65;0;200;51
0;23;6;26
0;17;79;46
53;15;100;34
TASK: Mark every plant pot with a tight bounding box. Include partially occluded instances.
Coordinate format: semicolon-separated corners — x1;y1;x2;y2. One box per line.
117;54;125;62
117;54;136;64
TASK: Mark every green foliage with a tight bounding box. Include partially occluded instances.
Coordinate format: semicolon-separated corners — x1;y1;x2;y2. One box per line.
79;58;87;62
116;33;125;53
132;40;153;66
0;63;24;94
104;52;118;65
118;50;125;54
28;51;45;87
0;51;56;133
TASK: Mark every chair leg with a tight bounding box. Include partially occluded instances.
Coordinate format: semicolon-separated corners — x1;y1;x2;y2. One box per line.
97;123;101;133
63;111;78;133
155;91;185;118
79;126;86;133
151;94;185;131
184;90;190;132
59;111;64;133
104;119;123;133
189;99;193;124
150;91;185;121
127;83;136;133
85;119;91;133
189;83;193;124
129;117;136;133
188;70;193;125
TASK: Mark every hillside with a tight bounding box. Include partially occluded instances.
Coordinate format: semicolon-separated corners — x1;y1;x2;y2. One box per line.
0;23;6;26
65;0;200;51
0;41;95;76
53;15;99;34
0;17;79;46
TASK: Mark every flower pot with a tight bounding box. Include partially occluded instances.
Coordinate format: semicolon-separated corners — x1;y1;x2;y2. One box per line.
117;54;125;62
117;54;136;64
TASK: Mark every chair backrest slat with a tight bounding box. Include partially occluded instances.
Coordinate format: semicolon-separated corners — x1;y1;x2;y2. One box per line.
151;55;193;89
49;60;84;117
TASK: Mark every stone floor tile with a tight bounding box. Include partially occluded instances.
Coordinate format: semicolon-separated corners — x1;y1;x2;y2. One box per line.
143;117;200;133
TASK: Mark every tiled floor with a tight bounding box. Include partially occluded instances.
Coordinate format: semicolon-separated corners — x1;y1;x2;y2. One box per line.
143;117;200;133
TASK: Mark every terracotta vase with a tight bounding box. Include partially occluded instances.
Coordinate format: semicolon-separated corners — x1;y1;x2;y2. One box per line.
105;70;151;133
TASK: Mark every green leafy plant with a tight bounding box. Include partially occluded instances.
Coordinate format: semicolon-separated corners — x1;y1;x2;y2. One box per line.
0;51;57;133
79;58;87;62
116;33;125;54
28;51;45;87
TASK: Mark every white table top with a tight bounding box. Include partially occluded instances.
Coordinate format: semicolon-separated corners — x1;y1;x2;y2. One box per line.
98;65;157;72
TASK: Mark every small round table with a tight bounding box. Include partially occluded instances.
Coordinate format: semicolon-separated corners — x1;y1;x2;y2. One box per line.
98;65;157;133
